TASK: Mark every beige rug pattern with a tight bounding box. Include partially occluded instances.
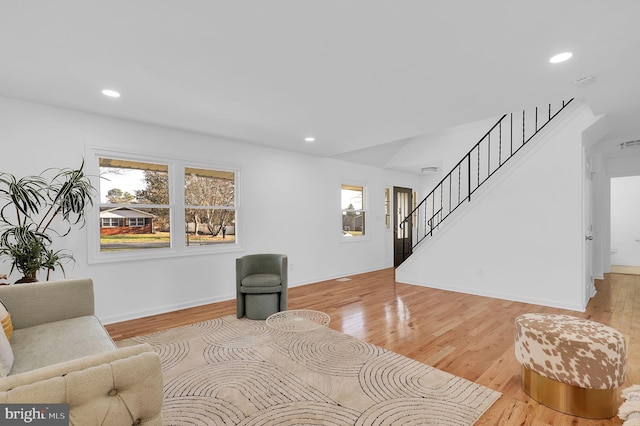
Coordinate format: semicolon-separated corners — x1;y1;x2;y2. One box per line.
118;315;501;425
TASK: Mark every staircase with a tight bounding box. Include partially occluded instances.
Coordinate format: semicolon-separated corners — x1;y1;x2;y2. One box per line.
397;99;575;265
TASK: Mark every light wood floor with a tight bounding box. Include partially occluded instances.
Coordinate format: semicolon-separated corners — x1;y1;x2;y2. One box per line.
105;269;639;425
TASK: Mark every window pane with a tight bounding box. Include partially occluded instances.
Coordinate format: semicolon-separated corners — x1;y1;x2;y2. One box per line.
342;184;365;237
185;167;235;247
185;167;235;207
341;184;363;210
396;191;410;239
342;211;365;236
99;158;169;204
385;188;390;229
185;209;235;246
129;218;146;227
100;207;171;252
92;150;242;261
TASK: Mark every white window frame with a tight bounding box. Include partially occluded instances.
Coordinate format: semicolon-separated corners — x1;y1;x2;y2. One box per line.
128;218;146;227
184;166;237;248
86;146;242;264
340;181;368;242
101;218;120;228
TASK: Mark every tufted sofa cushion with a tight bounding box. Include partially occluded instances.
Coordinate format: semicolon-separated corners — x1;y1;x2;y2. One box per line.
514;313;626;390
0;344;163;425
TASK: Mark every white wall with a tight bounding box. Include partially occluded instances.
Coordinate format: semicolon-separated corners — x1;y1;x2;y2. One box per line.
610;176;640;266
0;97;421;323
396;102;598;311
385;116;500;194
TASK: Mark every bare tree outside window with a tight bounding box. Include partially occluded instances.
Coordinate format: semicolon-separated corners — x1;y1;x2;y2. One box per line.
185;167;236;246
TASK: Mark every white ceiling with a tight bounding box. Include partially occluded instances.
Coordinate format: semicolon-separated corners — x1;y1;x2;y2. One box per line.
1;1;639;162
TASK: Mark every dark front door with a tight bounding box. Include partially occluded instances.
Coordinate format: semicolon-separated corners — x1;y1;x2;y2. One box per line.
393;186;413;267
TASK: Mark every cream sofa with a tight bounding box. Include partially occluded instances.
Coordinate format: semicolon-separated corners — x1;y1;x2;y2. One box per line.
0;278;163;425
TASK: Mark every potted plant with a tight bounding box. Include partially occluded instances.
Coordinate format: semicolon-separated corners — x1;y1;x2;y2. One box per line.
0;160;95;283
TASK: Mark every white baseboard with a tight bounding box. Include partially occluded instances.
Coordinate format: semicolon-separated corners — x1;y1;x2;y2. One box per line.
399;278;587;313
100;294;234;324
101;266;390;324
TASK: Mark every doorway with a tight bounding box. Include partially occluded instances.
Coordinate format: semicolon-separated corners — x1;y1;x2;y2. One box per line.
610;175;640;274
393;186;413;267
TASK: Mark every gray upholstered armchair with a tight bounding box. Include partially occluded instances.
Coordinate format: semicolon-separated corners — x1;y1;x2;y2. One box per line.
236;254;288;320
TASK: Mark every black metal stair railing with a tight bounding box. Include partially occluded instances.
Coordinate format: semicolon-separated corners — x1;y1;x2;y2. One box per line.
398;99;574;264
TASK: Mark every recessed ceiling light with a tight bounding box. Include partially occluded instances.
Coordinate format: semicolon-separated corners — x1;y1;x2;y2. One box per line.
102;89;121;98
549;52;573;64
304;137;315;142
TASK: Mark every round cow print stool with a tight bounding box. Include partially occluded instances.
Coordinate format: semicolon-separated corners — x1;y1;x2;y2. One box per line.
514;313;626;419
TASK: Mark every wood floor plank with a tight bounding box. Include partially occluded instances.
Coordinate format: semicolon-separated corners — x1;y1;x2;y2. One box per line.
105;268;636;425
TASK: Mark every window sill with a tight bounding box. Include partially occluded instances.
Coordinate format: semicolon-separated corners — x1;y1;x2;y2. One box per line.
341;235;370;243
88;243;244;264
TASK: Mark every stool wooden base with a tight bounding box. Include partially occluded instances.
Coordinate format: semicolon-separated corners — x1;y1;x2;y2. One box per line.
521;366;618;419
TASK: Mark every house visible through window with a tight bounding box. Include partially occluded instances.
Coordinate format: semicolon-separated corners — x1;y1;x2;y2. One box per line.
341;183;365;237
99;158;170;252
95;154;239;259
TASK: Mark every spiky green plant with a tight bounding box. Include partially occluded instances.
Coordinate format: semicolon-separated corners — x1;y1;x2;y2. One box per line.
0;160;95;282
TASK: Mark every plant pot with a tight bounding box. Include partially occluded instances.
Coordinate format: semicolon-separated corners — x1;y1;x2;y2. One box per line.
15;276;38;284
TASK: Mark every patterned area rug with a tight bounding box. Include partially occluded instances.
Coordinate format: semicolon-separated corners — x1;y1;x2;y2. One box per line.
118;315;501;425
